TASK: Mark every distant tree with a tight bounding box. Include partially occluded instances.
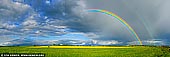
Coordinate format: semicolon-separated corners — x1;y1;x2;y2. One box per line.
48;45;50;48
52;44;56;46
33;45;37;46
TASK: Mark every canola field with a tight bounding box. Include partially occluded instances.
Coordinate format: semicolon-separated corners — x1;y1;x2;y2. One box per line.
0;46;169;57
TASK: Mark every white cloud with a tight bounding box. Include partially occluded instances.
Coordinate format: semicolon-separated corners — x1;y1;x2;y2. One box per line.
1;23;16;29
0;0;31;21
0;42;11;46
22;19;37;28
91;40;122;45
45;1;50;4
53;26;67;29
84;33;99;38
128;39;165;45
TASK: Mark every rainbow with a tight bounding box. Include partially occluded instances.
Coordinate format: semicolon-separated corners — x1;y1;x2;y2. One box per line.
88;9;143;45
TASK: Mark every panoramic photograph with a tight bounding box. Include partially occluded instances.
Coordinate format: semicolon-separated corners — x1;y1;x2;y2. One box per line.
0;0;170;57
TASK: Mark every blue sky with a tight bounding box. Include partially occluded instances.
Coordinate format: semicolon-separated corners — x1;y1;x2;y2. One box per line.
0;0;170;46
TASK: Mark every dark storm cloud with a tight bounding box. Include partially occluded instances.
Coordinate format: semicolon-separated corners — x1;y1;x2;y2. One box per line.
84;0;170;45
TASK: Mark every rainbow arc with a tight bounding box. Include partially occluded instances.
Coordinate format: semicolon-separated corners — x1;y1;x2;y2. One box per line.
88;9;143;45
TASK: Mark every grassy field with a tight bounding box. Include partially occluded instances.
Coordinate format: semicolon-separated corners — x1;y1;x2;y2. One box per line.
0;46;169;57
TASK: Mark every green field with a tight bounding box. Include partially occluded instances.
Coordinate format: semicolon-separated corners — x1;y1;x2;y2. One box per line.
0;46;169;57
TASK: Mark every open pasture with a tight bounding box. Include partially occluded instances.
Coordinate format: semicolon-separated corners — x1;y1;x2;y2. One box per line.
0;46;169;57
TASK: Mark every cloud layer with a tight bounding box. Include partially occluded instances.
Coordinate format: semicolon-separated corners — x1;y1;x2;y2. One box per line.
0;0;170;46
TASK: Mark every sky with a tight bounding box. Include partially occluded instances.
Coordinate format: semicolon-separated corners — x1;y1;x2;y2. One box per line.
0;0;170;46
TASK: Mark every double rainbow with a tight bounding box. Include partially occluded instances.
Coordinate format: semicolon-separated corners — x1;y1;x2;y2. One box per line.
88;9;143;45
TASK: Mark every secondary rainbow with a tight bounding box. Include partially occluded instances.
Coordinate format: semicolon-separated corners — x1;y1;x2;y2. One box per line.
88;9;143;45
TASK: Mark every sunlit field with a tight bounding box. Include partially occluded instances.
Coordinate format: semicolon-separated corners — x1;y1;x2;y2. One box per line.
0;46;169;57
28;46;134;48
